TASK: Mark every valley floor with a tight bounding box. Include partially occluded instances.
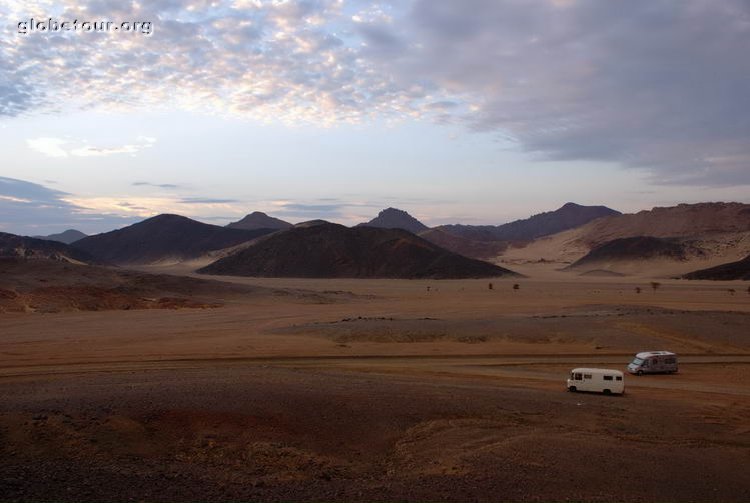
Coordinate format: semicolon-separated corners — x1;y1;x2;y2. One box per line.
1;269;749;501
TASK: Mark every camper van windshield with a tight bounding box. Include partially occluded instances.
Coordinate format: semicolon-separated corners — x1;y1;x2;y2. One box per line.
632;358;644;365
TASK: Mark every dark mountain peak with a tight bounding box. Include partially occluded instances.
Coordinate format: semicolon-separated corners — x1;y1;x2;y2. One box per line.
295;219;331;228
32;229;88;244
143;213;193;225
199;224;519;279
227;212;292;231
72;214;275;265
560;202;583;209
359;207;429;234
556;202;617;214
379;207;409;216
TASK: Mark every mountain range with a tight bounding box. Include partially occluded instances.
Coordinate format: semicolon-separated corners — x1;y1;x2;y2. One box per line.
354;203;620;261
4;201;748;280
437;203;621;242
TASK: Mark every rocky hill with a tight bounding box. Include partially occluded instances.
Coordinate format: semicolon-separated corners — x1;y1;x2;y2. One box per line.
32;229;87;244
501;202;750;267
72;214;275;265
683;255;750;280
567;236;703;269
358;208;429;234
199;223;519;279
226;212;292;231
0;232;98;264
566;202;750;248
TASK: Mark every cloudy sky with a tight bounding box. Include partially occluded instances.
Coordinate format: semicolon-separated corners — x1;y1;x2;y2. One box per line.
1;0;749;235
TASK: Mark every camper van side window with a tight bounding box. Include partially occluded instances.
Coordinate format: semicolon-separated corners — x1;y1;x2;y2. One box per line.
603;375;613;381
574;373;582;380
615;376;622;381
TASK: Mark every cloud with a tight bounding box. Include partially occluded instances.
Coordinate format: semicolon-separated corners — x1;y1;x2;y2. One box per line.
387;0;750;185
133;181;181;189
0;176;138;234
27;135;156;158
266;199;388;222
26;137;68;158
178;197;239;204
3;0;750;185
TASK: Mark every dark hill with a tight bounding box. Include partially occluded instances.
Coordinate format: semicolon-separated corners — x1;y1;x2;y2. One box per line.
358;208;429;234
198;223;519;279
0;232;98;263
439;203;620;242
33;229;87;244
568;236;697;268
683;255;750;280
227;212;292;231
73;214;275;265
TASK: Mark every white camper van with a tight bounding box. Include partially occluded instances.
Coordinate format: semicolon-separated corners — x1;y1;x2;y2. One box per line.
627;351;678;375
567;368;625;395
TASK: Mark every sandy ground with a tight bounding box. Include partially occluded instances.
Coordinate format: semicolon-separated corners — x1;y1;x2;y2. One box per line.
1;265;750;501
497;229;750;279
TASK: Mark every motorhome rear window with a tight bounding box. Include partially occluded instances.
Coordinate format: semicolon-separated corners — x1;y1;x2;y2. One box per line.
615;376;622;381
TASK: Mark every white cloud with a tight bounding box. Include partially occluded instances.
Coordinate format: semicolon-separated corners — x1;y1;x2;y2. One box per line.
26;137;69;157
4;0;750;185
26;135;156;158
0;194;33;203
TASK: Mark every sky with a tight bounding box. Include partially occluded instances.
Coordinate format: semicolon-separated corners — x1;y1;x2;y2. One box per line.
1;0;749;235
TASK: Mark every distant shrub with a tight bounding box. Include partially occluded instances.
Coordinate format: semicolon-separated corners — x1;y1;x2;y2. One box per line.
650;281;661;292
635;287;642;294
488;282;493;290
728;288;736;296
512;283;520;290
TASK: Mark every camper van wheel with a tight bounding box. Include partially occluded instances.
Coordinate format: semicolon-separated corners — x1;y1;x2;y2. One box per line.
603;389;611;395
568;386;577;392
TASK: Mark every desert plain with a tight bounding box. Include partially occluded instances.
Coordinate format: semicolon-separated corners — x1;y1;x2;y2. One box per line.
1;262;749;502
